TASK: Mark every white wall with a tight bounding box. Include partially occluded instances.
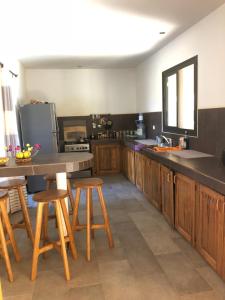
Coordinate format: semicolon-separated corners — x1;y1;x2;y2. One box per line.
24;68;136;116
136;3;225;112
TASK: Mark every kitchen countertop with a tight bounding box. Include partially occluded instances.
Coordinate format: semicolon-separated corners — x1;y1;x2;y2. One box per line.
134;144;225;195
0;152;93;177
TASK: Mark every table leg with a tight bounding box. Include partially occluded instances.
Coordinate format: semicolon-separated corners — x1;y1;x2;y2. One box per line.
56;172;68;235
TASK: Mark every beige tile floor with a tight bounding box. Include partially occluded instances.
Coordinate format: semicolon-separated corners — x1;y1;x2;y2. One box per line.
1;174;225;299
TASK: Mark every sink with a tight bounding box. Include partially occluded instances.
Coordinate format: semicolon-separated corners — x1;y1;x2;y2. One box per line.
170;150;213;159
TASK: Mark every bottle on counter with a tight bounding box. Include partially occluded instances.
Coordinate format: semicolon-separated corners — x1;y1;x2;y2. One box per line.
184;131;189;149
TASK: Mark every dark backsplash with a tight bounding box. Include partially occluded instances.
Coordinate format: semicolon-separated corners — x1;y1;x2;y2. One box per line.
58;108;225;159
143;108;225;159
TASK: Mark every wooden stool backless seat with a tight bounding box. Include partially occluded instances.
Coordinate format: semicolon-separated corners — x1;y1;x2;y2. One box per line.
72;178;114;261
31;190;77;281
0;179;34;244
0;191;21;282
44;173;74;213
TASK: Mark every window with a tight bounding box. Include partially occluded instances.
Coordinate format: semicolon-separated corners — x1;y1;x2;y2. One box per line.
162;56;198;136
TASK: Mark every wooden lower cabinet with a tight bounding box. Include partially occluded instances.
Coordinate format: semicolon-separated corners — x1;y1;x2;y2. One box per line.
161;165;174;227
127;148;135;184
143;157;161;211
150;160;161;210
135;152;145;191
92;143;121;175
143;156;151;199
175;173;196;243
196;184;224;274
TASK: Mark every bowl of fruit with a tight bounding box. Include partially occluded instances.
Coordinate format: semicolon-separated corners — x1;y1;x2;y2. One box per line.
0;157;9;166
11;144;41;164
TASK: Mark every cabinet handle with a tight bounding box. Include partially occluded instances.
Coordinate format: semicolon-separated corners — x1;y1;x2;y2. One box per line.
216;199;219;211
173;175;176;184
167;173;170;182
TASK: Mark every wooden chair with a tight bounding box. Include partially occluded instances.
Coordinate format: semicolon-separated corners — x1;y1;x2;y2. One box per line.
0;191;21;282
31;189;77;281
0;179;34;244
72;178;114;261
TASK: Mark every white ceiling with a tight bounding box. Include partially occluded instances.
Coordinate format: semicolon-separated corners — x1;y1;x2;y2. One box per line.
1;0;225;68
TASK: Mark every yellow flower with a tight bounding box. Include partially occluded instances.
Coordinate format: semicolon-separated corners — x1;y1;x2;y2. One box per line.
28;147;32;151
26;143;30;147
4;146;8;150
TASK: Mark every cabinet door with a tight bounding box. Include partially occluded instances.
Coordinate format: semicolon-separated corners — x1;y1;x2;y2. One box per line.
95;144;121;175
143;157;151;199
135;152;145;191
150;160;161;210
127;148;135;184
161;165;174;227
196;185;224;273
122;146;128;177
175;173;195;243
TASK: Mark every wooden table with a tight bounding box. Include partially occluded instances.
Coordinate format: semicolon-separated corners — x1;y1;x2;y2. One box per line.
0;152;93;233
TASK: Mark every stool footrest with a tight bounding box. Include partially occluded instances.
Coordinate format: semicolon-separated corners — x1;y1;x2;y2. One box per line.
74;224;106;230
39;236;71;255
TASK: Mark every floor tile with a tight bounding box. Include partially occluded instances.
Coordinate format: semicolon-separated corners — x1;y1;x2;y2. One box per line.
156;253;212;295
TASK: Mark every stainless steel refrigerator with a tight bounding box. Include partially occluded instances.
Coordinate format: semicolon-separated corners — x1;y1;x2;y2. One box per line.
19;103;59;193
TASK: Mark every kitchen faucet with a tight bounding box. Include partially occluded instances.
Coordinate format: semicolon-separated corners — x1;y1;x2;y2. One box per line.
160;135;172;146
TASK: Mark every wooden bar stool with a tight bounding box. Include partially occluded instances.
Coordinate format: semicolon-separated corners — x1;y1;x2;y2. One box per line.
44;174;74;210
0;191;21;282
72;178;114;261
0;179;34;244
31;190;77;281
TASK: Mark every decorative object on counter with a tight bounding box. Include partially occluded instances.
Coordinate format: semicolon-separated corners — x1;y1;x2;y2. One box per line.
0;157;9;166
184;131;189;149
30;99;48;104
8;143;42;163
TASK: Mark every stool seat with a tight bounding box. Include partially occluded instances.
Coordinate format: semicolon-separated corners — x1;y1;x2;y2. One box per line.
74;178;103;188
43;173;72;181
0;179;27;189
0;191;8;199
33;190;68;202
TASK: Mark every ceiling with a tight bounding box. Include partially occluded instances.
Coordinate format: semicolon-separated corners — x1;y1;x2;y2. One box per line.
1;0;225;69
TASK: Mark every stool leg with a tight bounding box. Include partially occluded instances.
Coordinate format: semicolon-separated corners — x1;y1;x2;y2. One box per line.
31;203;44;281
67;179;74;210
55;201;71;281
60;199;77;260
0;216;13;282
72;188;81;230
97;187;114;248
90;191;94;239
17;186;34;244
0;201;21;262
86;188;91;261
42;203;49;259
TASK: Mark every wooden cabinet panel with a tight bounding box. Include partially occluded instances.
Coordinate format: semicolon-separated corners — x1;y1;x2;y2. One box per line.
143;156;151;199
161;165;174;227
92;144;121;175
175;173;195;243
143;157;161;210
150;160;161;210
135;152;145;191
196;185;224;273
127;148;135;184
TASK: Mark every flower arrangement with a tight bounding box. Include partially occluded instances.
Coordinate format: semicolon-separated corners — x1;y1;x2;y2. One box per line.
5;143;41;159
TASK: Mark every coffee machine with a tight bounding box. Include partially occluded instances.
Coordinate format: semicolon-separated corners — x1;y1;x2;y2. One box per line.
135;113;146;139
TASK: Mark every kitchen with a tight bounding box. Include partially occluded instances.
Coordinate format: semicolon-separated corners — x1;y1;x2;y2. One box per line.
0;1;225;299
